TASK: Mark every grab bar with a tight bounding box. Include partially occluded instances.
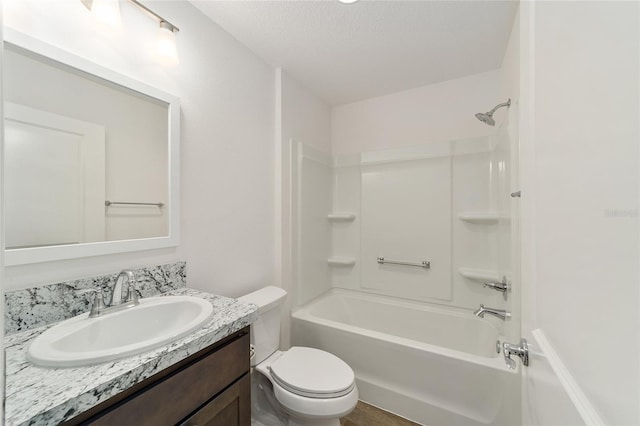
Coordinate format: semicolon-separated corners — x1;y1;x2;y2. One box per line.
377;257;430;269
105;200;164;207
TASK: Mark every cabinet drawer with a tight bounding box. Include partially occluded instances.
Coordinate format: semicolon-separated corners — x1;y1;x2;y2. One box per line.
88;332;249;425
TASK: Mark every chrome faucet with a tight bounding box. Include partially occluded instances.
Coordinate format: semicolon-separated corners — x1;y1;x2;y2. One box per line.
473;304;511;321
87;270;139;318
109;270;136;306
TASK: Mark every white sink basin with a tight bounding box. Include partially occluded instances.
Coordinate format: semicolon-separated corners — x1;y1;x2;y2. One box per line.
28;296;213;368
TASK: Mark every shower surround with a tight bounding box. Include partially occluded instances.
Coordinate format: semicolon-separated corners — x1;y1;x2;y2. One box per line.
290;124;516;425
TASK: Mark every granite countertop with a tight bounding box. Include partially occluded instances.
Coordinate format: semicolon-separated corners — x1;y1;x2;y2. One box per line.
4;288;258;426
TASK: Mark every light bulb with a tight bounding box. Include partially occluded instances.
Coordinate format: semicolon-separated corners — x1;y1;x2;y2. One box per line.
155;22;179;66
338;0;359;4
91;0;122;29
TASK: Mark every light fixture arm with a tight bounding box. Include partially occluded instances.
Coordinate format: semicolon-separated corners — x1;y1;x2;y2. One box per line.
81;0;179;32
128;0;179;32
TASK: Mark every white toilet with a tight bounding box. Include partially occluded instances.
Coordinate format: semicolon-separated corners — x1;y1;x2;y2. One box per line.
238;286;358;426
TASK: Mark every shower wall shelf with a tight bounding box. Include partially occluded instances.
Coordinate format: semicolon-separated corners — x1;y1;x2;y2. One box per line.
458;267;500;282
327;213;356;222
327;257;356;266
458;212;510;224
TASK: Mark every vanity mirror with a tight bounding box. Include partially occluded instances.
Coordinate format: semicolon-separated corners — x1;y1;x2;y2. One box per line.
3;29;180;265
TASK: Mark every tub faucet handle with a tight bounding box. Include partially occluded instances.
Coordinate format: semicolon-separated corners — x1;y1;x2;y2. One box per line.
502;338;529;369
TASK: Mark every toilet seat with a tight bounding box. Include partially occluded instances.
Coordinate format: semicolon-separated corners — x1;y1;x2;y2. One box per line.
268;347;356;398
271;375;359;420
255;347;358;420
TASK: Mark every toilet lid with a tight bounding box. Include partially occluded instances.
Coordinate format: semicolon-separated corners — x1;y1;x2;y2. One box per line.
269;347;355;398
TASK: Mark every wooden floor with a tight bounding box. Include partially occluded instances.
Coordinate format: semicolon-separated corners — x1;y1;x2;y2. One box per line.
340;401;421;426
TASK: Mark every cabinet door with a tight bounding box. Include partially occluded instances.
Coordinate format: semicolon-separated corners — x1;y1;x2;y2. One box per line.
180;374;250;426
81;332;249;426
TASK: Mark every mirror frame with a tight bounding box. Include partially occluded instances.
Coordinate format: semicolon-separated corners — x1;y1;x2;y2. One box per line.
3;29;181;265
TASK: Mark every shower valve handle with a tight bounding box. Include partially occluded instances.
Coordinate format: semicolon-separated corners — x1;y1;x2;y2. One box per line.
483;276;509;301
502;338;529;370
483;278;508;292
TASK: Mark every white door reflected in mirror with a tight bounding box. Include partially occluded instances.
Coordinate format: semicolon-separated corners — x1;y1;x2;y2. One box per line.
3;29;180;265
5;103;106;249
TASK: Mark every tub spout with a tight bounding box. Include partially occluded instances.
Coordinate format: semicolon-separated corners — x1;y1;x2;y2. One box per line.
474;304;511;321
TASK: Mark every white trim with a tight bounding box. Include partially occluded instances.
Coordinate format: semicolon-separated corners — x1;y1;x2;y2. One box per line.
274;68;283;292
0;9;6;420
3;29;181;265
519;0;538;340
3;28;175;105
532;329;605;426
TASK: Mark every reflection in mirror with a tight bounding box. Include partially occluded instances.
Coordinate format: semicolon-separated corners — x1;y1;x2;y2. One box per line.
3;30;180;265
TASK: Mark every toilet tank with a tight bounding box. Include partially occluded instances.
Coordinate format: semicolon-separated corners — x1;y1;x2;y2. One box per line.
238;286;287;365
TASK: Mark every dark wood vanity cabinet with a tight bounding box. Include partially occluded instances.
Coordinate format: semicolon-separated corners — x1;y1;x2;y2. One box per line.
64;327;251;426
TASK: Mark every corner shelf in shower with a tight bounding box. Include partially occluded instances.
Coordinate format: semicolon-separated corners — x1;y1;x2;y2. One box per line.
327;257;356;266
458;267;500;282
458;212;510;224
327;213;356;222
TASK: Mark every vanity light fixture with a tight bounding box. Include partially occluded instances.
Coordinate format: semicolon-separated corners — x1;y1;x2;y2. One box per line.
155;21;179;66
81;0;180;66
338;0;360;4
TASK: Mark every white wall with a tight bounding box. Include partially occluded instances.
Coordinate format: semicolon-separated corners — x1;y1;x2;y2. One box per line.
279;71;332;154
331;70;503;155
359;155;452;301
3;0;276;298
523;2;639;424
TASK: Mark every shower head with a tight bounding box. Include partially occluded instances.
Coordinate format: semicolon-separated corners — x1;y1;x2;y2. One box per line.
475;112;495;126
475;99;511;126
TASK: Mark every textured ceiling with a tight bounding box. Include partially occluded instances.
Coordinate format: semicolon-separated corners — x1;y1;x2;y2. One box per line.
191;1;518;105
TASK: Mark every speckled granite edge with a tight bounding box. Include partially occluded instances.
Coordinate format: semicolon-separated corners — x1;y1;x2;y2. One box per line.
5;288;258;426
5;261;187;335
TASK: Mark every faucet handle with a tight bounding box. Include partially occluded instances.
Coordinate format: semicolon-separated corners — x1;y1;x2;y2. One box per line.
78;288;106;317
125;286;140;305
483;279;508;292
91;289;107;316
502;338;529;369
483;276;509;301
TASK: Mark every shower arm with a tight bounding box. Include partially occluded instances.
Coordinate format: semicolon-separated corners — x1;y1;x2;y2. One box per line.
487;100;511;115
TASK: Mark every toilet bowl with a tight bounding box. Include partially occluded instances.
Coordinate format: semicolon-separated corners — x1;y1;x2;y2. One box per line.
256;348;358;423
239;287;358;426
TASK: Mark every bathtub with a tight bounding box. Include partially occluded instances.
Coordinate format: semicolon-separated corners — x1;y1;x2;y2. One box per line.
291;289;520;426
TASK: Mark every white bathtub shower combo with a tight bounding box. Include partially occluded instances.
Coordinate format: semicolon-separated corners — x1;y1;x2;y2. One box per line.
289;115;518;425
